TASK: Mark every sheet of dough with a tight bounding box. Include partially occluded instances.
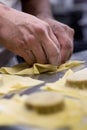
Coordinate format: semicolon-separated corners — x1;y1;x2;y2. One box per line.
42;69;87;99
0;95;84;129
0;60;84;75
0;60;83;96
42;69;87;115
73;123;87;130
0;74;43;96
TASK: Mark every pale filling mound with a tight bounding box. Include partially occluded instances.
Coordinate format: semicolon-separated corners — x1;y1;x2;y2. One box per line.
25;91;65;114
66;68;87;89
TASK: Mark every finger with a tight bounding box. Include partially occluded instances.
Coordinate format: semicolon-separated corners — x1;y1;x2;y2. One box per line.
47;29;62;66
53;28;74;63
34;23;61;66
22;50;35;66
60;38;73;63
41;35;61;66
47;26;61;50
30;40;48;64
61;44;73;63
63;25;75;38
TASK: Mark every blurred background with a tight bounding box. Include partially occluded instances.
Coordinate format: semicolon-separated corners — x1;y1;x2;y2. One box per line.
50;0;87;53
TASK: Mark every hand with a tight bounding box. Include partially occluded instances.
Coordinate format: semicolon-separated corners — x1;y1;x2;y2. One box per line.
37;17;74;64
0;5;61;66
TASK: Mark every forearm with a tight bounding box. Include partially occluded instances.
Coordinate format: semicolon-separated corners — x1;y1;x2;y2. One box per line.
0;4;7;43
0;3;15;45
21;0;53;18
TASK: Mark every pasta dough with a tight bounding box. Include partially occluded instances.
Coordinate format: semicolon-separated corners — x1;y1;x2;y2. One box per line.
42;69;87;100
0;74;43;96
0;60;84;97
66;68;87;89
25;91;64;114
0;60;84;75
0;94;84;129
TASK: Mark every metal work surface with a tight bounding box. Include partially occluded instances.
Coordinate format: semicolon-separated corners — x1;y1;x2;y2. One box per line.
0;50;87;130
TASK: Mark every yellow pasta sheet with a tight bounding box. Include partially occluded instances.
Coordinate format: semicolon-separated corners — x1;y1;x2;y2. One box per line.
42;69;87;116
0;60;84;97
0;95;84;129
73;123;87;130
42;69;87;100
0;74;43;96
0;60;84;75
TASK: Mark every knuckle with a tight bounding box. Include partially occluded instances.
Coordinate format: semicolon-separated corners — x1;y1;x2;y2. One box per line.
20;40;25;47
63;24;71;31
36;23;50;35
44;22;50;30
17;39;25;49
64;25;75;36
35;25;45;35
63;25;69;31
25;35;36;48
29;35;35;42
64;39;73;51
71;28;75;35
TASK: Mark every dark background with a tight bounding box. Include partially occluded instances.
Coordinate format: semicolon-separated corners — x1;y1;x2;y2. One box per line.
50;0;87;53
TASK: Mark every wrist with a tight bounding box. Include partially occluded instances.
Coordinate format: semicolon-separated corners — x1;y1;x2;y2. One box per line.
0;4;11;43
37;13;53;19
0;4;5;42
36;13;54;22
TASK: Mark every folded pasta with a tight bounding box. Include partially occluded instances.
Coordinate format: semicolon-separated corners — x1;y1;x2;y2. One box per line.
0;60;84;75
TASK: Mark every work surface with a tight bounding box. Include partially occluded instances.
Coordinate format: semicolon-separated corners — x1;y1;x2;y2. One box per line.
0;50;87;130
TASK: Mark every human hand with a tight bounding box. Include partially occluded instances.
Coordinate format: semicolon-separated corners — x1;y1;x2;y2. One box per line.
0;5;61;66
37;17;74;64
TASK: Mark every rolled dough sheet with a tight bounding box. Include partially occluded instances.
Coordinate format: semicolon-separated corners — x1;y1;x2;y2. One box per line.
42;69;87;100
0;94;84;129
0;60;84;75
0;74;43;96
41;69;87;116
